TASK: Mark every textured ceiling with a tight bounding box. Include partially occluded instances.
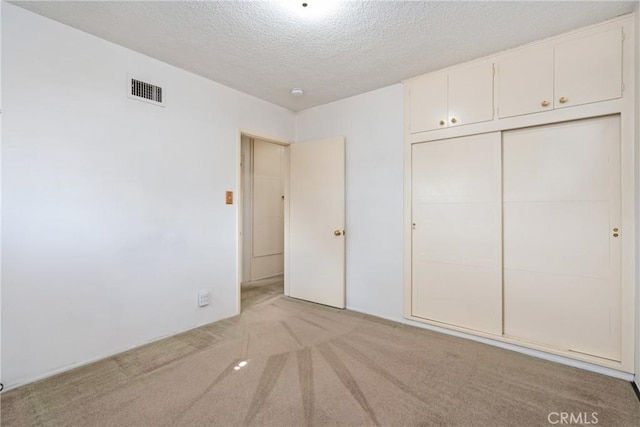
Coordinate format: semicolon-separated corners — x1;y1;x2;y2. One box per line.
11;1;639;111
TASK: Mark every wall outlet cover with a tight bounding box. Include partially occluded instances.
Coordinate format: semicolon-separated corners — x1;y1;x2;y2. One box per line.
198;290;210;307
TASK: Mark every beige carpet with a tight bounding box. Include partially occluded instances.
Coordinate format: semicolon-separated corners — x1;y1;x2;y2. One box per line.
2;279;639;426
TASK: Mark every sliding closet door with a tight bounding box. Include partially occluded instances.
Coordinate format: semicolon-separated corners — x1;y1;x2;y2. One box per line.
503;116;621;360
411;132;502;335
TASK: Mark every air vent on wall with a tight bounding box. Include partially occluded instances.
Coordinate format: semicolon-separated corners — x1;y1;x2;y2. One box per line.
128;77;165;107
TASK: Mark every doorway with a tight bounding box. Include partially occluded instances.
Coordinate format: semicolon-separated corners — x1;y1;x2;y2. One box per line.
240;135;286;311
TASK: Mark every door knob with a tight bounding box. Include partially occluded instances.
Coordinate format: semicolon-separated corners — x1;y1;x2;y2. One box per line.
450;117;457;124
334;230;343;236
541;100;550;107
439;120;445;126
559;97;568;104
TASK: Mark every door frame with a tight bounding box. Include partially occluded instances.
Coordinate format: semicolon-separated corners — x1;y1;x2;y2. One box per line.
236;130;291;315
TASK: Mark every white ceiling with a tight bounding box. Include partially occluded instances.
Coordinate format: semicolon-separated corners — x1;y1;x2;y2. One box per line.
11;1;639;111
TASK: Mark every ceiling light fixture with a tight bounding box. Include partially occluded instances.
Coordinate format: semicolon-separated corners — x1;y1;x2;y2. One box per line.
291;88;304;96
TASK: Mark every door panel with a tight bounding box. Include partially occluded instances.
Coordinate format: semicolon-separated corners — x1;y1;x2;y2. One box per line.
504;270;619;360
251;139;284;280
413;262;502;334
504;202;610;278
409;72;448;133
253;177;284;257
554;28;622;109
289;137;345;308
503;115;621;360
498;45;554;118
502;119;610;201
448;61;494;127
411;132;502;335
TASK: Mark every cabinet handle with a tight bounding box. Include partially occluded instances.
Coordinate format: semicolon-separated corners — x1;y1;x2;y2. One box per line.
559;97;568;104
450;118;457;124
541;100;550;107
439;120;445;126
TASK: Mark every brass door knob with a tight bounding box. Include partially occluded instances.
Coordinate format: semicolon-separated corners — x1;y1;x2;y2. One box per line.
613;233;619;237
541;100;550;107
450;117;457;124
334;230;343;236
439;120;445;126
559;97;568;104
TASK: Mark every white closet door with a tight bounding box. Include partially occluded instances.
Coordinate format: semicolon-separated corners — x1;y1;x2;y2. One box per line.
411;132;502;335
252;140;284;257
503;115;621;360
251;139;284;280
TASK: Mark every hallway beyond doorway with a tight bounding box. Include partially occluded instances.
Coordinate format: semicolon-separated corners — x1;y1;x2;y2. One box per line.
241;274;284;311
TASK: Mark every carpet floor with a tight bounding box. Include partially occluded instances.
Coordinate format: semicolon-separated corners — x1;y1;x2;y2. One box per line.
1;279;639;426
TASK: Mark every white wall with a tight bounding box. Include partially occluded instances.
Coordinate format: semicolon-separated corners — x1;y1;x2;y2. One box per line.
1;3;294;388
296;85;404;320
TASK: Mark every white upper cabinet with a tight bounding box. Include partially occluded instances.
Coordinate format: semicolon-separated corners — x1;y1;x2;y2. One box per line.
498;26;623;118
409;61;494;133
497;46;554;118
409;72;448;133
448;62;495;128
554;27;622;109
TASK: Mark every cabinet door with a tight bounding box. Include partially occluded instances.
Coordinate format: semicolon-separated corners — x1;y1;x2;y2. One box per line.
448;61;494;127
409;72;448;133
554;27;622;109
411;133;502;335
497;45;554;118
503;116;621;361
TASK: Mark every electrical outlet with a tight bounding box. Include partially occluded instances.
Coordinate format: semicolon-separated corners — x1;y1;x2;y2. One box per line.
198;290;210;307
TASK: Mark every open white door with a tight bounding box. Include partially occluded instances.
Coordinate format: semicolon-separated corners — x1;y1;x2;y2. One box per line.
288;137;345;309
